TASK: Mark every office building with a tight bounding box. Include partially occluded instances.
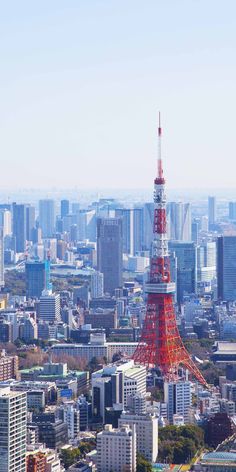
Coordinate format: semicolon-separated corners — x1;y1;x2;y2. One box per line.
119;413;158;463
26;205;35;241
217;236;236;301
96;424;136;472
191;219;200;245
77;395;89;431
164;380;192;424
32;419;68;449
39;200;55;238
90;271;104;299
26;261;46;299
21;315;38;342
39;292;61;322
167;202;191;241
208;196;216;227
115;208;143;255
84;309;117;331
143;202;154;251
52;340;138;364
0;350;18;381
61;402;80;440
229;201;236;220
77;210;96;241
0;209;12;237
13;203;26;253
0;320;12;343
92;360;146;421
0;229;4;288
0;386;27;472
61;199;70;218
169;241;197;303
97;217;123;295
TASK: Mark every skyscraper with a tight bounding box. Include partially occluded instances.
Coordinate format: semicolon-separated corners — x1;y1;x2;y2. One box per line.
167;202;192;241
0;229;4;288
25;261;46;298
25;205;35;241
217;236;236;301
169;241;197;303
0;386;27;472
39;199;55;238
60;199;70;218
229;202;236;220
208;196;216;227
0;209;12;237
115;208;143;255
97;217;123;294
143;202;154;251
13;203;26;253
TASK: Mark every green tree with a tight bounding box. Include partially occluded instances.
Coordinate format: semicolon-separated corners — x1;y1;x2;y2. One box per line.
136;453;152;472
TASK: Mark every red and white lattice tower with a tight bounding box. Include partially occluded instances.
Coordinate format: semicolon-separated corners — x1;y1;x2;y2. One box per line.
133;114;207;386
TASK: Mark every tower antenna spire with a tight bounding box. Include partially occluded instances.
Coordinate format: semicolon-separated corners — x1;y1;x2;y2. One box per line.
156;111;164;183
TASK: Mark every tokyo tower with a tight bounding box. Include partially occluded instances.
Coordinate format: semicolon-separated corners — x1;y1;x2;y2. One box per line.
133;114;207;386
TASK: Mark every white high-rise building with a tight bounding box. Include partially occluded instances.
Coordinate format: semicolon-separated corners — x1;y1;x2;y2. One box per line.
0;386;27;472
97;424;136;472
119;413;158;463
39;291;61;322
61;402;80;440
39;199;55;238
91;271;104;298
167;202;191;241
0;210;12;237
208;196;216;226
164;380;192;424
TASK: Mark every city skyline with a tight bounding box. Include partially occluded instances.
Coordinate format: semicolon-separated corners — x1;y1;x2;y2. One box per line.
1;1;236;190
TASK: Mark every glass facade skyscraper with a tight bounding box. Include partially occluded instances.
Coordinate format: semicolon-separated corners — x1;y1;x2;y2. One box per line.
217;236;236;301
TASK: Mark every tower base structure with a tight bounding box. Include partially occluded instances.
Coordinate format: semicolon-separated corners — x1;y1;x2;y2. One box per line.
133;293;208;387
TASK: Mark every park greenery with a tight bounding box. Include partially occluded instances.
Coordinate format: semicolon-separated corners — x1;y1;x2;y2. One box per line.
158;425;204;464
60;442;95;468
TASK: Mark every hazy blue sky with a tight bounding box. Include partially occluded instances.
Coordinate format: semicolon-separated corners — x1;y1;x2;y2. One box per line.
1;1;236;190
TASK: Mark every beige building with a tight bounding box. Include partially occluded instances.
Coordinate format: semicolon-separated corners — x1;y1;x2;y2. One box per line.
97;424;136;472
119;413;158;463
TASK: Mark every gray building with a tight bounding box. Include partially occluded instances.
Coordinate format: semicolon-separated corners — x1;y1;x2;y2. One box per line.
13;203;27;253
26;261;46;299
97;217;123;295
208;196;216;227
39;292;61;322
229;202;236;220
39;199;55;238
169;241;197;303
26;205;35;241
217;236;236;301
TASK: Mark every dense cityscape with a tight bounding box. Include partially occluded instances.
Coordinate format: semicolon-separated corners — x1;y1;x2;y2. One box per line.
2;2;236;471
1;114;236;472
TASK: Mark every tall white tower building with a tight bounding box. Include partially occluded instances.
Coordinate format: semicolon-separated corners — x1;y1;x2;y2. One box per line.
97;424;136;472
0;386;27;472
119;412;158;463
164;380;192;424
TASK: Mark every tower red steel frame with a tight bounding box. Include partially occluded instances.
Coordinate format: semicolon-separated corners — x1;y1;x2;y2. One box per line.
133;114;207;386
